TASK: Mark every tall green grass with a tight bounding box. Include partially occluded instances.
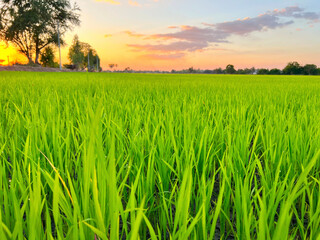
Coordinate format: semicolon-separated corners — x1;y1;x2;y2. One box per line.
1;72;320;239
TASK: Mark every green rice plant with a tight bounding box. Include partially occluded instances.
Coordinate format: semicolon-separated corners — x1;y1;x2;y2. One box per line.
0;72;320;239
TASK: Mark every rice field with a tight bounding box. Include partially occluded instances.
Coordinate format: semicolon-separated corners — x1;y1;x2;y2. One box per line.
1;72;320;239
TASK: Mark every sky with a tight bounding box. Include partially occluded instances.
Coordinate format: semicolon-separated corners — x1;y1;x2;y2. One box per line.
1;0;320;70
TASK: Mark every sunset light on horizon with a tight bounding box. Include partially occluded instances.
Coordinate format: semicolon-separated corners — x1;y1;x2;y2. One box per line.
1;0;320;70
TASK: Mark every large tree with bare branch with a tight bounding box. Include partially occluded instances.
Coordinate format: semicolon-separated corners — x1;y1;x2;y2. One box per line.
0;0;80;64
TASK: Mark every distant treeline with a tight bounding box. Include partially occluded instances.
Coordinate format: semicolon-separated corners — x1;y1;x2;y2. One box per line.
171;62;320;75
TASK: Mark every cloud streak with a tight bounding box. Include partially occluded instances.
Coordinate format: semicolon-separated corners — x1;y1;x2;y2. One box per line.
96;0;121;5
128;41;208;52
140;53;185;60
96;0;160;6
128;0;140;6
124;6;320;59
123;31;145;38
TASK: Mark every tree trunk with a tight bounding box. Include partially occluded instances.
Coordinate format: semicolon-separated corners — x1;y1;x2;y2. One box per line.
34;37;40;65
35;48;40;65
27;52;33;64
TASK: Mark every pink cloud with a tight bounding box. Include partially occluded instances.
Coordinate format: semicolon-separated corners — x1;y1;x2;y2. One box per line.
140;53;185;60
128;41;208;53
123;6;320;58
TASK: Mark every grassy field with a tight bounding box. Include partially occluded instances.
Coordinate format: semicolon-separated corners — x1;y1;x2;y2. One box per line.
1;72;320;239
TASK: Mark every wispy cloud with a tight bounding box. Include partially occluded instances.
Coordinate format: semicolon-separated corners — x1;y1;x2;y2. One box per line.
123;31;145;38
96;0;121;5
96;0;159;6
104;34;113;38
123;6;319;59
128;41;208;52
149;26;229;43
140;53;185;60
129;0;140;7
168;26;179;29
211;6;319;35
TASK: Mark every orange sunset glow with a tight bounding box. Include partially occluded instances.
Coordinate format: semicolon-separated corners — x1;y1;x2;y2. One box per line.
0;43;28;65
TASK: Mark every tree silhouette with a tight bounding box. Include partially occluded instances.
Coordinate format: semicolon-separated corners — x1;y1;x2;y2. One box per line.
0;0;80;64
225;64;236;74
